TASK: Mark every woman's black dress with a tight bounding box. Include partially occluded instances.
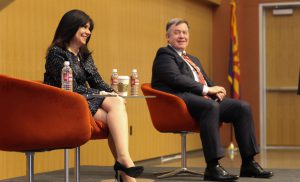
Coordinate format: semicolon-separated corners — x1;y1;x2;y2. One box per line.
44;46;114;115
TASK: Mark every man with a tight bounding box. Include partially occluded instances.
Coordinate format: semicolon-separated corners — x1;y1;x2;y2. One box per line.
151;18;273;181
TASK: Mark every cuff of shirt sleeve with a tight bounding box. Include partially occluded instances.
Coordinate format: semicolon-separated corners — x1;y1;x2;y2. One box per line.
202;85;208;96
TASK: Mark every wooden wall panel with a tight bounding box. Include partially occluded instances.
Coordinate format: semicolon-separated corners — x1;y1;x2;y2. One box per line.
265;8;300;88
266;93;300;145
0;0;214;179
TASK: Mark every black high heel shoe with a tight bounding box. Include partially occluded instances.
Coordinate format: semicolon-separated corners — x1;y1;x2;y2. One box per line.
114;161;144;182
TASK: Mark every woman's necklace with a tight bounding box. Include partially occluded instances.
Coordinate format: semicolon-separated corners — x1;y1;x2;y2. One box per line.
67;47;80;62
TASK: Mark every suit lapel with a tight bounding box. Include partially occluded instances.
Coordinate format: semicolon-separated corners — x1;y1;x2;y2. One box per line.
166;46;197;80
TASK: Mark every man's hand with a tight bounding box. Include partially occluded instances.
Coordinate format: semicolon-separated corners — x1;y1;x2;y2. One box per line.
207;86;227;101
208;86;226;95
216;92;226;101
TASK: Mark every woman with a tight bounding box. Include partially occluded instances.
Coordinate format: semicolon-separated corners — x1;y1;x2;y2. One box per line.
44;10;143;182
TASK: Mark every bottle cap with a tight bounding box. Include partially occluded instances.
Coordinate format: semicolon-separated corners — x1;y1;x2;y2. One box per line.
132;69;137;72
64;61;70;66
112;69;117;72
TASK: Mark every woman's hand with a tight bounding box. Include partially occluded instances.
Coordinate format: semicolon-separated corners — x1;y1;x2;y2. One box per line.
99;91;126;103
99;91;118;96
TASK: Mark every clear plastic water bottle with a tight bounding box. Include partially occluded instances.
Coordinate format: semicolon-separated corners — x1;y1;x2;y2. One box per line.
111;69;119;92
61;61;73;91
130;69;139;96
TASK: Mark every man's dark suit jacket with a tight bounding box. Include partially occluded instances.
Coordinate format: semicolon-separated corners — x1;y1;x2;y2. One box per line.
151;45;215;97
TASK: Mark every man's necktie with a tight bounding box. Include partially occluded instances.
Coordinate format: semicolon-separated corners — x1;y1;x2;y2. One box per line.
182;52;207;85
182;52;211;99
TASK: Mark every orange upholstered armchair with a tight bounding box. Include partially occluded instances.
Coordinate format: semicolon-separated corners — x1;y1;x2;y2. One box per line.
141;83;202;178
0;74;94;182
31;82;110;182
31;81;109;182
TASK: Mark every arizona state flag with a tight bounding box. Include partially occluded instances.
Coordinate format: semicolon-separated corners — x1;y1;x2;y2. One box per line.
228;0;241;99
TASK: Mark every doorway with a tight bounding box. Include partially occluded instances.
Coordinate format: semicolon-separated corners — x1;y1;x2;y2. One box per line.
259;2;300;150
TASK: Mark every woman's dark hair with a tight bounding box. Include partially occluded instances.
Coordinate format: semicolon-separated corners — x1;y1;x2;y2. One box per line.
47;9;94;60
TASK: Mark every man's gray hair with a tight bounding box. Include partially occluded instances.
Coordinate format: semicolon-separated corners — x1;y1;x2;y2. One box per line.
166;18;190;33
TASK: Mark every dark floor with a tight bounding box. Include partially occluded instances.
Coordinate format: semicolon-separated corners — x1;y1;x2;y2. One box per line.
1;166;299;182
2;149;300;182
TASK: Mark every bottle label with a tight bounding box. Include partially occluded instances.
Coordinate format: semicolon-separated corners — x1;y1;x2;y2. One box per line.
131;78;139;86
111;77;118;85
64;72;72;81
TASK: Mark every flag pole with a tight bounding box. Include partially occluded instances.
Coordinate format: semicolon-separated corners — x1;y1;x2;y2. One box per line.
227;124;236;160
227;0;239;160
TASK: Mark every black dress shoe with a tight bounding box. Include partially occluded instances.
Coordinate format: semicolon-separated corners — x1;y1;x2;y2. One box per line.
240;161;273;178
204;164;239;181
113;161;144;182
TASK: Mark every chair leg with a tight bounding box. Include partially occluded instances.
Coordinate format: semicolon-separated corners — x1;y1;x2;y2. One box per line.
64;149;69;182
156;132;203;179
25;152;34;182
74;147;80;182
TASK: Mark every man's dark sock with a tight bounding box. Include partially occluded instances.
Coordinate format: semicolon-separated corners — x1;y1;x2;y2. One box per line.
242;155;254;166
207;158;219;168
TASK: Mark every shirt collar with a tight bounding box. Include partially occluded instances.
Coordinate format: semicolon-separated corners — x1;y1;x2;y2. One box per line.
168;44;185;56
